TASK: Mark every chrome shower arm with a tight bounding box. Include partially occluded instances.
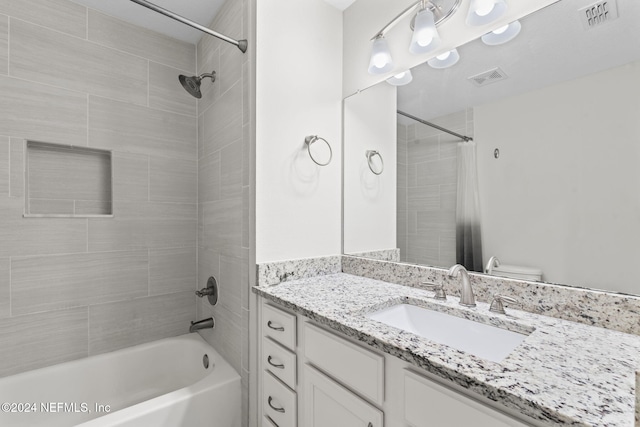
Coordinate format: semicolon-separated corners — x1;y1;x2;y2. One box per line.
128;0;248;53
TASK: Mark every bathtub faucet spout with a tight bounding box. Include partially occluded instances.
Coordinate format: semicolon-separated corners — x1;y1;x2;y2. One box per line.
190;317;215;333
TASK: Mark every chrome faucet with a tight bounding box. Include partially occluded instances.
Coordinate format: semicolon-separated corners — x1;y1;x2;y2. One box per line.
448;264;476;307
189;317;214;333
484;256;500;275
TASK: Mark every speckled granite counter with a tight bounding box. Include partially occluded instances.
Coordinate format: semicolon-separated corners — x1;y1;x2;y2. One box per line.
254;273;640;427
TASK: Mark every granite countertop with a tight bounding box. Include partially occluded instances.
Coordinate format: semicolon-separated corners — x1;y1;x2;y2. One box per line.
253;273;640;427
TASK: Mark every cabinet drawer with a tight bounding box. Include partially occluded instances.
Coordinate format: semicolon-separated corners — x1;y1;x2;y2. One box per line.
404;370;530;427
304;322;384;405
262;303;297;350
263;371;297;427
263;337;297;389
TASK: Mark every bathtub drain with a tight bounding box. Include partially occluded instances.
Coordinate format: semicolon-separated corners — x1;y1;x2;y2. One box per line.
203;354;209;369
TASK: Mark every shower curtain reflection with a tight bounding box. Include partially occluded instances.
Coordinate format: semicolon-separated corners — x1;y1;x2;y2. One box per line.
456;142;483;272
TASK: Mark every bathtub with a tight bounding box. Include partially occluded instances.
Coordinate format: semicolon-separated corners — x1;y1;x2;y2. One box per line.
0;333;241;427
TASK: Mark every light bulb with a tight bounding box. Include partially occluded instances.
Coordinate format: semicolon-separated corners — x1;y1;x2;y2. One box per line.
492;24;509;34
481;20;521;45
386;70;413;86
373;53;387;69
474;0;495;16
466;0;507;26
427;49;460;69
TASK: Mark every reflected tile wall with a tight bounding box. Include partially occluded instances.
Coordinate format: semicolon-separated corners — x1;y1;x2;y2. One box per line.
399;109;473;266
0;0;198;378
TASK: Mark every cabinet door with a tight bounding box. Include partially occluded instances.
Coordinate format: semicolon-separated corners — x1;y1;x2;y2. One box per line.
404;370;531;427
303;365;383;427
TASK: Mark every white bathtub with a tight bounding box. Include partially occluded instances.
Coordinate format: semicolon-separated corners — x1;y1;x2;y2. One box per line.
0;333;241;427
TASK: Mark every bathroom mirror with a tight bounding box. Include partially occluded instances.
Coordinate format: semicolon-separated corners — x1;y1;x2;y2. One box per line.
343;0;640;295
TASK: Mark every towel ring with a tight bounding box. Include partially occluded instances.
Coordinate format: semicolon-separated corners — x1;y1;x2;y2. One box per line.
366;150;384;175
304;135;332;166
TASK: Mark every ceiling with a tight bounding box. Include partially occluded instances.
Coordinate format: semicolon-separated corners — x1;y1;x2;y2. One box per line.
70;0;355;45
397;0;640;122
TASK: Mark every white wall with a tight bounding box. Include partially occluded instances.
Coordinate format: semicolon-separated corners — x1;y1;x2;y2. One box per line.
255;0;343;263
476;61;640;293
343;83;397;254
343;0;561;97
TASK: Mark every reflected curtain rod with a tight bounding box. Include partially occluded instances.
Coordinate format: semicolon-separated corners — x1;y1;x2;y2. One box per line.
128;0;247;53
397;110;473;142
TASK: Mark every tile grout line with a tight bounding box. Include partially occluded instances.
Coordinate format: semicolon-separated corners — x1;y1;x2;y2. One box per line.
9;257;12;317
6;139;9;196
9;15;195;74
6;16;10;77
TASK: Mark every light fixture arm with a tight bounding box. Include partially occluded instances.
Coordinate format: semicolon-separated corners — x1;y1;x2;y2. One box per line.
370;0;429;40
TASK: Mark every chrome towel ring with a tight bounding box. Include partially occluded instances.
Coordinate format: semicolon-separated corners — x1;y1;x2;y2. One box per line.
366;150;384;175
304;135;332;166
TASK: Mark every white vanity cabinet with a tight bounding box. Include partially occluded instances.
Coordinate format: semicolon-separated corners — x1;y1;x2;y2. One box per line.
258;297;538;427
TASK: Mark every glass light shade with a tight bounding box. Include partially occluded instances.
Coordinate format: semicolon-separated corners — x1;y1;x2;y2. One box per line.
386;70;413;86
466;0;507;26
409;8;440;54
368;36;394;74
481;20;521;45
427;49;460;69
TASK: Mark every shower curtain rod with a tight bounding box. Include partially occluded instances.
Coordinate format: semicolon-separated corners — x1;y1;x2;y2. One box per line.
397;110;473;142
128;0;247;53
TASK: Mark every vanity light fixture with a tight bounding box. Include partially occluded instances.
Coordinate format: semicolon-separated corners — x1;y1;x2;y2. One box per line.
481;20;521;45
368;35;394;74
466;0;507;26
427;48;460;68
367;0;462;75
409;6;440;54
386;70;414;86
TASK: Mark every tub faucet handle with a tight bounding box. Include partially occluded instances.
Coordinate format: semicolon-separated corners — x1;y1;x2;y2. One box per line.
421;282;446;300
489;294;518;315
195;287;214;297
195;276;219;306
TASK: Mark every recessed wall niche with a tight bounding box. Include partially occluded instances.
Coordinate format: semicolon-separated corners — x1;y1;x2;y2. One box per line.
24;141;113;217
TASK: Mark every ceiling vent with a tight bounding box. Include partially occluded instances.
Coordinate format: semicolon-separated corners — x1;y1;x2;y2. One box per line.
467;67;508;87
579;0;619;30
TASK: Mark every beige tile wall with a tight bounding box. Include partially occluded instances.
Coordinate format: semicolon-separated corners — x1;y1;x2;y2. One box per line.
398;109;473;266
196;0;253;426
0;0;198;377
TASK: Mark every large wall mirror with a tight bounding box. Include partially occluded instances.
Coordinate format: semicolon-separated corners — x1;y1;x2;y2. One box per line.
343;0;640;295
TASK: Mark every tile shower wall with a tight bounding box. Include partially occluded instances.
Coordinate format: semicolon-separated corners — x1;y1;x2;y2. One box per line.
0;1;198;378
397;109;473;266
195;0;253;426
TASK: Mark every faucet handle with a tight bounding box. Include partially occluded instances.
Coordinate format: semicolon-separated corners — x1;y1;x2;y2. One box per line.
421;282;447;300
489;294;518;315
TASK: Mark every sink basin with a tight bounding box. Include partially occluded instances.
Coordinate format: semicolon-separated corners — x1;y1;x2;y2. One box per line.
366;303;528;363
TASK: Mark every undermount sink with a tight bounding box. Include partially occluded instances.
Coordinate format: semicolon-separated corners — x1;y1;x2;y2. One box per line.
366;303;529;363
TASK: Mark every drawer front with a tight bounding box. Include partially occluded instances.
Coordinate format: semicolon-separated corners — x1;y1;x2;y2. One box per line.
403;370;530;427
263;371;297;427
262;303;297;350
304;322;384;405
263;337;297;389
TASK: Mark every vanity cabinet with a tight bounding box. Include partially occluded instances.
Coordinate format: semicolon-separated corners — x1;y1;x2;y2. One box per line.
258;297;537;427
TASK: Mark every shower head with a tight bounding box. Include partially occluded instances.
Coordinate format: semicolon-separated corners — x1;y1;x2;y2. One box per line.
179;71;216;99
